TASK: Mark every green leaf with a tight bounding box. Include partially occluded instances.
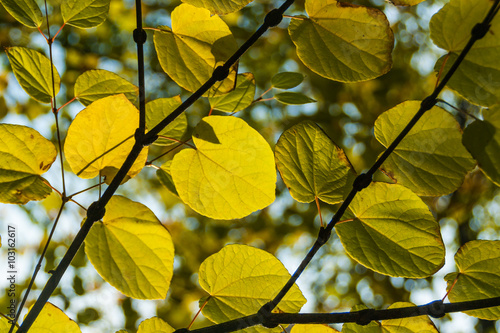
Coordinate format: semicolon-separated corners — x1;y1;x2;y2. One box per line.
0;124;57;204
74;69;138;106
181;0;253;15
199;244;306;333
275;121;356;205
62;0;111;29
209;73;256;113
374;101;475;196
343;302;438;332
275;92;316;105
171;116;276;220
145;96;187;146
85;196;175;299
463;107;500;186
0;0;43;28
444;240;500;320
154;4;238;96
288;0;394;82
388;0;426;6
291;324;339;333
336;182;445;278
271;72;305;89
27;303;81;333
137;317;175;333
6;47;61;104
64;94;148;184
430;0;500;106
157;160;179;197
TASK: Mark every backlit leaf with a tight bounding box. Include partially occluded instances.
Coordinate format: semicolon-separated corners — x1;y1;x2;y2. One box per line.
209;73;255;113
199;244;306;333
463;107;500;186
0;0;43;28
275;92;316;105
146;96;187;146
181;0;253;15
343;302;438;332
288;0;394;82
374;101;475;196
444;240;500;320
28;302;81;333
62;0;111;29
137;317;175;333
157;160;178;196
85;196;175;299
6;47;60;104
74;69;138;106
64;94;148;184
336;182;445;278
0;124;56;204
291;324;339;333
171;116;276;220
154;4;238;96
430;0;500;106
275;121;356;204
272;72;305;89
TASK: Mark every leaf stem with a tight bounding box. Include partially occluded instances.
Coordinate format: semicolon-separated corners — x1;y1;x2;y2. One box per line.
188;296;211;329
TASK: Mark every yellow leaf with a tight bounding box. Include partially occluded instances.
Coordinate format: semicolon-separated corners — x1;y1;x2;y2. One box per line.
0;124;56;204
28;302;81;333
199;244;306;333
154;4;238;96
85;196;175;299
64;94;148;184
137;317;175;333
171;116;276;219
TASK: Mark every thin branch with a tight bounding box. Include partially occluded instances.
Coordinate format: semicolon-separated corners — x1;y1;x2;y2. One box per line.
436;98;480;121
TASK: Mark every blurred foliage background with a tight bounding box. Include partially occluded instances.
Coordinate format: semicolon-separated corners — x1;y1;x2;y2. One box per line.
0;0;499;332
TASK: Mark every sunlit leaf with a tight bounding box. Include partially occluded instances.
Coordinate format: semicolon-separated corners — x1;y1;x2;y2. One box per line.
74;69;138;106
137;317;175;333
343;302;438;332
157;160;178;196
430;0;500;106
181;0;253;15
336;182;445;278
199;244;306;333
291;324;339;333
0;0;43;28
154;4;238;96
374;101;475;196
27;303;81;333
0;124;56;204
444;240;500;320
64;94;148;184
275;92;316;105
85;196;175;299
275;121;356;204
388;0;426;6
209;73;255;113
62;0;111;29
463;107;500;187
272;72;305;89
6;47;60;104
288;0;394;82
171;116;276;219
145;96;187;146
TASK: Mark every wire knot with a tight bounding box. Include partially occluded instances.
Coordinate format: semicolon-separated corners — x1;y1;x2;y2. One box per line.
427;300;445;318
258;302;277;328
173;329;190;333
420;96;437;113
213;65;230;82
471;22;490;40
317;227;331;246
133;29;147;44
264;9;283;27
87;201;106;221
353;173;372;192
